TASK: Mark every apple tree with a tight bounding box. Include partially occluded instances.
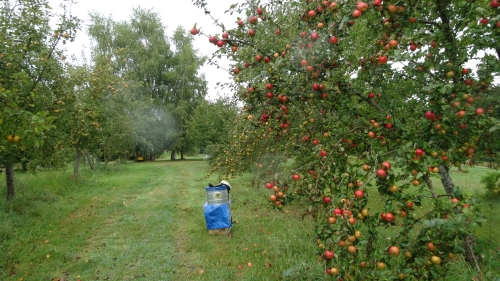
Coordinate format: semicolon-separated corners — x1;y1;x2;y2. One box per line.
195;0;499;279
0;0;80;200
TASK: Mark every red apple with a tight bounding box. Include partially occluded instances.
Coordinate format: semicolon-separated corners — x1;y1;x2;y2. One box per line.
324;250;335;260
354;190;365;198
427;242;436;251
377;169;387;178
329;36;339;44
190;28;198;35
389;246;401;256
475;108;484;115
378;56;388;64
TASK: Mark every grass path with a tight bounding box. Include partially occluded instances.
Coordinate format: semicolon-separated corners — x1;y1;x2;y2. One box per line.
0;160;210;280
1;159;499;280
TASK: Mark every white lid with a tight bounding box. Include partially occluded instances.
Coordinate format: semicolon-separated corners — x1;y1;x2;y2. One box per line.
220;180;232;190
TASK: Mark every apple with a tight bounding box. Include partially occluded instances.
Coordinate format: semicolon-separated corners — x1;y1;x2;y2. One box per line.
308;10;316;18
404;251;413;259
368;92;375;98
378;56;388;64
410;44;417;51
427;242;436;251
248;29;255;36
409;17;417;23
352;9;362;18
462;68;469;75
457;110;466;118
324;250;335;260
377;169;387;178
430;256;442;265
381;161;392;170
208;36;217;44
329;36;339;44
249;16;258;24
311;33;319;41
387;4;397;13
389;39;398;48
323;196;331;204
385;212;395;222
425;111;435;120
328;217;337;224
398;210;407;218
389;185;398;192
354;190;365;198
480;18;489;25
492;0;500;8
333;208;343;216
292;174;300;181
415;148;424;157
389;246;401;256
349;217;356;225
361;209;369;217
376;262;386;270
237;20;244;26
190;28;198;35
347;245;357;254
270;194;277;201
475;108;484;115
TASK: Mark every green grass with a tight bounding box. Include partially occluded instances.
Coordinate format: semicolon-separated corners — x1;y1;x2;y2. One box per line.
1;159;499;280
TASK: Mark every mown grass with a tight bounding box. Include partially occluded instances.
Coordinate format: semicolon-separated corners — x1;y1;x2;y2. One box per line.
0;158;499;280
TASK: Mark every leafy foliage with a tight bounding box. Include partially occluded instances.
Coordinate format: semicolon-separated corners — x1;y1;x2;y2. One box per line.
195;0;500;279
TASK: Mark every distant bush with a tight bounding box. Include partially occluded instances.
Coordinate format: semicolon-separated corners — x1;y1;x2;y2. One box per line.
480;172;500;195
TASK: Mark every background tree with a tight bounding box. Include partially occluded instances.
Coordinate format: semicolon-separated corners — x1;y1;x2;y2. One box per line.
0;0;80;200
87;10;207;161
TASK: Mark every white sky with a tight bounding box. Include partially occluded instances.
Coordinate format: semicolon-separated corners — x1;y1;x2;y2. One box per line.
48;0;240;100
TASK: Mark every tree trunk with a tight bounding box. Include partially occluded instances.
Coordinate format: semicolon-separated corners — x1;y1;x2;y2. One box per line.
104;150;108;166
74;149;82;179
21;160;28;172
180;150;185;160
150;149;156;161
438;164;479;270
170;150;176;160
6;165;15;201
86;152;95;170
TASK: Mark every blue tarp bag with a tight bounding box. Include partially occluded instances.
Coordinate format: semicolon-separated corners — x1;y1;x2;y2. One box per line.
204;182;232;230
204;203;232;230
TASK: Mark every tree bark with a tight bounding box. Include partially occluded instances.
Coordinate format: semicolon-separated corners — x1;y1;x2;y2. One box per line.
6;165;15;201
170;150;176;160
74;149;82;179
180;150;185;160
86;152;95;170
438;164;479;271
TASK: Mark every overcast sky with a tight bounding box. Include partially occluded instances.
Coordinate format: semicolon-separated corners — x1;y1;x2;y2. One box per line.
48;0;241;99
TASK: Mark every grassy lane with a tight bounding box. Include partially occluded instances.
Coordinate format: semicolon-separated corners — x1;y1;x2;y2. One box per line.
1;160;201;280
1;159;499;280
